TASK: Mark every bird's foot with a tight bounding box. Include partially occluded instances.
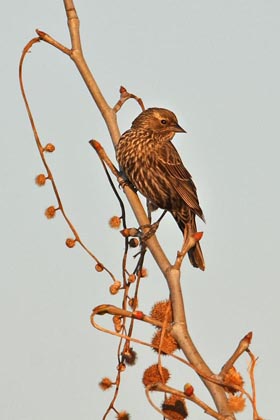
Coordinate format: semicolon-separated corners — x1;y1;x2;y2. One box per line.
118;178;135;191
139;221;160;241
139;210;166;241
117;172;136;192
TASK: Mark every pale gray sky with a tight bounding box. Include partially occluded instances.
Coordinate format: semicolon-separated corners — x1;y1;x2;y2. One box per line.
1;1;279;419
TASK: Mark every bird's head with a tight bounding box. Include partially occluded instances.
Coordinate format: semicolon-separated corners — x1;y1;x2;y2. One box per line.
131;108;186;137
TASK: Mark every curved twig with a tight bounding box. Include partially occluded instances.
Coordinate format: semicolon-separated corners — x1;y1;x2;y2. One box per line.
19;37;116;282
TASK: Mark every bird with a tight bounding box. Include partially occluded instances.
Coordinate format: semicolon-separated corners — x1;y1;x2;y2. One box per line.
116;107;205;270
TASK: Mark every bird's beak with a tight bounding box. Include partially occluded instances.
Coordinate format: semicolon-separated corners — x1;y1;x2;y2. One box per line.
173;123;186;133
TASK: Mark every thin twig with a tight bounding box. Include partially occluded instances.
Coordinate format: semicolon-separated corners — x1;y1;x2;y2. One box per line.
247;350;263;420
113;85;145;113
36;30;71;55
19;38;116;282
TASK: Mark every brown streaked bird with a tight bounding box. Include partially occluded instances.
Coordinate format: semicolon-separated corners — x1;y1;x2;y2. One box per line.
116;107;205;271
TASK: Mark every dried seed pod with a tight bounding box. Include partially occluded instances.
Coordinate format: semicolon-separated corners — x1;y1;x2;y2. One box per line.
95;263;104;272
35;174;47;186
110;281;121;295
99;377;113;391
228;395;246;413
65;238;76;248
45;206;56;219
151;330;179;355
44;143;55;152
109;216;121;229
142;364;170;387
162;395;188;419
150;300;172;325
122;348;137;366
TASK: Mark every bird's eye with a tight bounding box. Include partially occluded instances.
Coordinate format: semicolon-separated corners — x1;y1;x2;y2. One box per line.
161;119;167;125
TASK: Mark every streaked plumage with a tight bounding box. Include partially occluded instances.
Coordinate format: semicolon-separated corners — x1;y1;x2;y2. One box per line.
116;107;205;270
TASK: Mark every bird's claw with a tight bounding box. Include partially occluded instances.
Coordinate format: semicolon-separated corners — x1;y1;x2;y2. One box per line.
139;221;160;241
117;176;130;189
116;170;136;190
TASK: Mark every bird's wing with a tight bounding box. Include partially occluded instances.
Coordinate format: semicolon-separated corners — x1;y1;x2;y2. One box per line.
157;142;205;221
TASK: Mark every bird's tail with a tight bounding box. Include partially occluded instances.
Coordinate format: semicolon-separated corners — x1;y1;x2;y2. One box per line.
188;241;205;271
176;216;205;271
